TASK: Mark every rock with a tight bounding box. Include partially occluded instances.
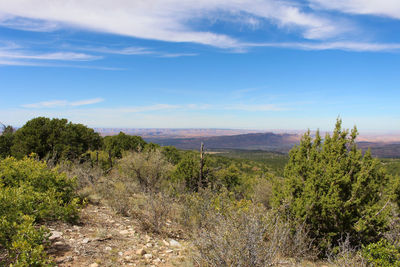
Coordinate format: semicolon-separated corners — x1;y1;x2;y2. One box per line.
119;230;130;235
153;258;161;263
54;241;64;246
89;263;99;267
104;246;112;251
143;253;153;259
124;250;136;256
125;256;133;261
136;248;146;255
118;251;123;256
165;249;173;254
146;243;153;248
169;239;181;248
82;238;90;244
162;240;169;246
145;235;151;242
49;231;63;241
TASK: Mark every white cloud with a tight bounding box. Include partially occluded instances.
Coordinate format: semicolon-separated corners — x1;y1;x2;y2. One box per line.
250;41;400;51
0;51;100;61
309;0;400;19
0;14;58;31
158;53;198;58
79;46;153;56
22;98;104;108
117;104;180;113
0;42;103;66
78;46;197;58
224;104;287;111
0;0;346;49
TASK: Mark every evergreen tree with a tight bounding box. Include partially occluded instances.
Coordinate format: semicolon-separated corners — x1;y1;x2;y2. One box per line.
11;117;102;161
0;124;15;158
103;132;146;158
273;119;391;251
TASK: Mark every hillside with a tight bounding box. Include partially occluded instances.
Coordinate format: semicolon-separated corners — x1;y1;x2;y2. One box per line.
145;132;301;152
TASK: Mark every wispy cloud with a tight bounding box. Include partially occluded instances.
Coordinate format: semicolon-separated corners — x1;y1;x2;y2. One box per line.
224;104;287;112
116;104;180;113
0;42;106;67
249;41;400;52
79;46;153;56
158;53;198;58
0;0;348;49
0;51;101;61
0;14;58;31
22;98;104;108
309;0;400;20
1;1;400;53
78;46;197;58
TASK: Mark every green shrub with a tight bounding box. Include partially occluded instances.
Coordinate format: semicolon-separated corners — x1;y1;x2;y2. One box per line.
362;239;400;267
273;119;391;252
0;156;80;265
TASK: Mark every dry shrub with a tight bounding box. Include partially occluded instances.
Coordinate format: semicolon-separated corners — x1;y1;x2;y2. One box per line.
252;178;273;208
56;160;103;203
327;235;367;267
192;202;316;267
180;189;215;231
384;205;400;247
118;150;173;193
96;149;173;217
193;205;279;267
130;192;176;234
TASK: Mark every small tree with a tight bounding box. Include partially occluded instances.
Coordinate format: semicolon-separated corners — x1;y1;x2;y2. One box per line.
103;132;146;158
11;117;102;161
273;119;391;252
0;123;14;158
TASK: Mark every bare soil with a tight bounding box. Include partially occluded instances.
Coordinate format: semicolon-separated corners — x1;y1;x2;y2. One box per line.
46;204;191;267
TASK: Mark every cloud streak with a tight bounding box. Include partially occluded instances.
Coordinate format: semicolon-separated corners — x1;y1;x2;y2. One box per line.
22;98;104;108
309;0;400;20
250;41;400;52
0;0;348;49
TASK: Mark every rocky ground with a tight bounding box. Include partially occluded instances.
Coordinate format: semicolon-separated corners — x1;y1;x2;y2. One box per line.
46;204;191;267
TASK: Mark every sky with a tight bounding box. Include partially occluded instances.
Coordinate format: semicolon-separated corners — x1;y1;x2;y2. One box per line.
0;0;399;132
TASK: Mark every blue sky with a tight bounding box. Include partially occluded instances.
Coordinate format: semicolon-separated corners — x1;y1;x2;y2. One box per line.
0;0;399;132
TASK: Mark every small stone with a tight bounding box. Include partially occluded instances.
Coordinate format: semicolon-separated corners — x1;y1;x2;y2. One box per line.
54;241;64;246
153;258;161;263
143;253;152;259
119;230;130;235
89;263;99;267
169;239;181;248
49;231;63;241
146;243;153;248
118;251;123;256
124;250;136;256
162;240;169;246
82;238;90;244
104;246;112;251
125;256;133;261
165;249;173;254
136;248;146;255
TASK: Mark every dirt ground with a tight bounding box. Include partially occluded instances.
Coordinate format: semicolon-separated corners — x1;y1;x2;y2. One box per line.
46;204;191;267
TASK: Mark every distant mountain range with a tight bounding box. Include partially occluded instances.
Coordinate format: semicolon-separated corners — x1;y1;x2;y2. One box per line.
94;128;400;158
145;132;300;152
